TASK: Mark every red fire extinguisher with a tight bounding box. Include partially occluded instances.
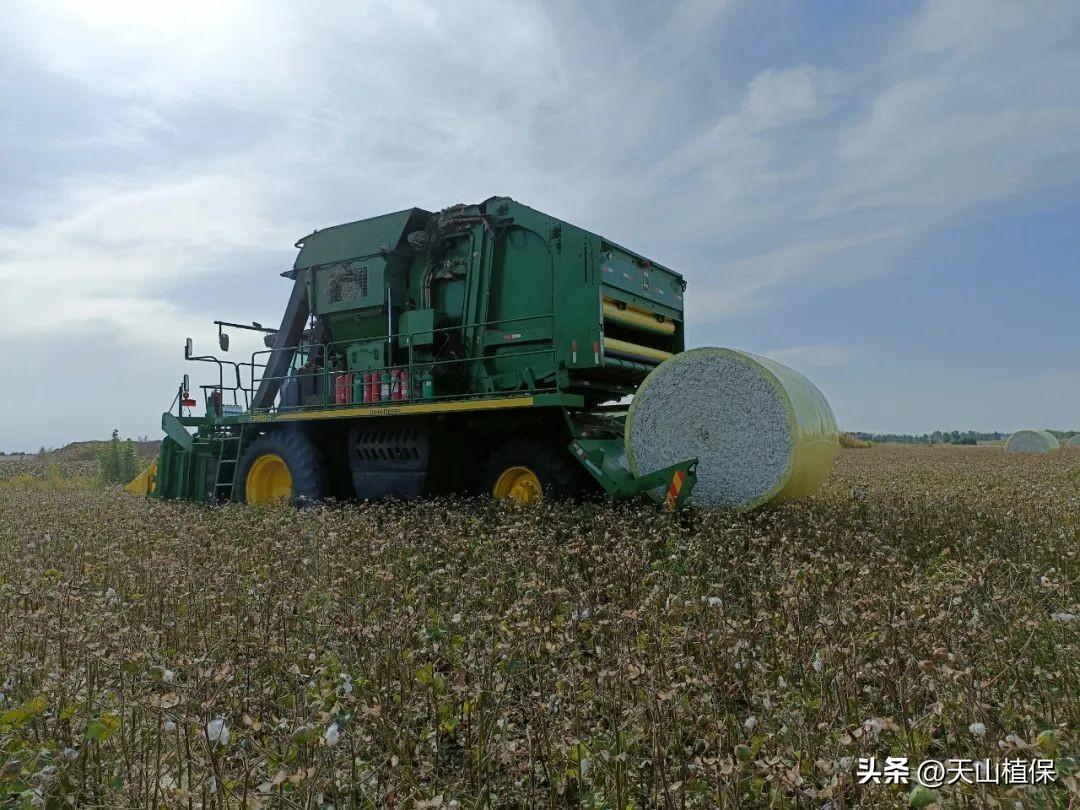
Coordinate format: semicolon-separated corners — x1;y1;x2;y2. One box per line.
399;368;411;401
335;373;352;405
363;372;375;403
391;368;403;401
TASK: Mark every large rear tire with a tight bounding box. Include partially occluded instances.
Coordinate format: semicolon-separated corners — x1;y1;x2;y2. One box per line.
233;430;328;506
479;439;581;503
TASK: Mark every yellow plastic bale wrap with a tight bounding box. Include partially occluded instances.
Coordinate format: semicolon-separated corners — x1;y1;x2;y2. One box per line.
625;347;839;509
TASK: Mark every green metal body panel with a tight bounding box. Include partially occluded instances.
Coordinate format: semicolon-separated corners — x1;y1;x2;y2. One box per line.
397;309;435;347
154;436;209;500
162;412;194;452
346;340;385;372
152;197;696;506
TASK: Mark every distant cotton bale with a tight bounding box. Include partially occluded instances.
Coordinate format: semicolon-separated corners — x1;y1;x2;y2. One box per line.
1004;430;1060;454
625;347;839;509
1068;434;1080;447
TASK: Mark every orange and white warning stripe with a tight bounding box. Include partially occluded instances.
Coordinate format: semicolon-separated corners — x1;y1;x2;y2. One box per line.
665;469;686;511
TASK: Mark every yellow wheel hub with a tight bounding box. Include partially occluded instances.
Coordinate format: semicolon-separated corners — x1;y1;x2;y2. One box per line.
245;453;292;505
492;466;543;503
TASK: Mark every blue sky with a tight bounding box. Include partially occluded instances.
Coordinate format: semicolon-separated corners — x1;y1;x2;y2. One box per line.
1;0;1078;449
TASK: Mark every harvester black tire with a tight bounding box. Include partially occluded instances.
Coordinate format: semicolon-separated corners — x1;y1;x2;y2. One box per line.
478;439;582;501
233;429;328;507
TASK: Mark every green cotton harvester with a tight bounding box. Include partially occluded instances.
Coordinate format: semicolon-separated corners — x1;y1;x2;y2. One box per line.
128;197;839;509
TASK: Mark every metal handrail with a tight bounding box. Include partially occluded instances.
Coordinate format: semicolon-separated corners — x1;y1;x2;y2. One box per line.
184;353;247;410
186;312;559;417
247;313;557;413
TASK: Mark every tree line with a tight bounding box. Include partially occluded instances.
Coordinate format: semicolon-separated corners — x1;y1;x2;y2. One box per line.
850;429;1077;445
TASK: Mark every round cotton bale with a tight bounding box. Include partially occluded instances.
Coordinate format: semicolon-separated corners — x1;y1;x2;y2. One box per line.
1068;434;1080;447
625;347;839;509
1003;430;1060;453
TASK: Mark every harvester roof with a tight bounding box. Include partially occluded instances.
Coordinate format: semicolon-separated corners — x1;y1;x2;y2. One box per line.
288;207;432;277
286;197;684;282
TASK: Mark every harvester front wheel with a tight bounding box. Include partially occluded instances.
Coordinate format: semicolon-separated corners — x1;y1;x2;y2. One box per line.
234;430;327;506
480;440;580;504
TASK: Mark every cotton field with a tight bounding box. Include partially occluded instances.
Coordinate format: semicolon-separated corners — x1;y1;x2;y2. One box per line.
0;445;1076;807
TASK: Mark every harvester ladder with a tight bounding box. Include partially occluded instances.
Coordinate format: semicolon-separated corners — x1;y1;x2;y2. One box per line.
212;427;247;501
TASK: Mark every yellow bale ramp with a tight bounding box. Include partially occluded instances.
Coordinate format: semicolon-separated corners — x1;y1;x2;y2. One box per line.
125;456;158;495
602;298;677;335
604;337;674;364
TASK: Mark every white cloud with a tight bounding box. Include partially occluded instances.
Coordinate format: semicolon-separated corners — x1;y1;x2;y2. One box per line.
685;227;903;322
657;64;836;183
0;171;286;346
823;1;1080;218
742;66;835;132
7;0;303;107
909;0;1039;56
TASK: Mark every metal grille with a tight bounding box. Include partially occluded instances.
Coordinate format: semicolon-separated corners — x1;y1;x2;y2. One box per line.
352;426;423;461
327;265;368;303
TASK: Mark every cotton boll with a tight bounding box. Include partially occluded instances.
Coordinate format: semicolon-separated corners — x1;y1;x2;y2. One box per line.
206;717;230;746
324;723;340;747
339;674;354;695
862;718;884;735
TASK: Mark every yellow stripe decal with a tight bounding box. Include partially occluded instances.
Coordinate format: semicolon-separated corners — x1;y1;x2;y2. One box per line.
267;395;536;422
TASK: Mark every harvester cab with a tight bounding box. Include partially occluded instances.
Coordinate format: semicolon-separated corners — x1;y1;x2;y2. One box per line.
133;196;838;510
